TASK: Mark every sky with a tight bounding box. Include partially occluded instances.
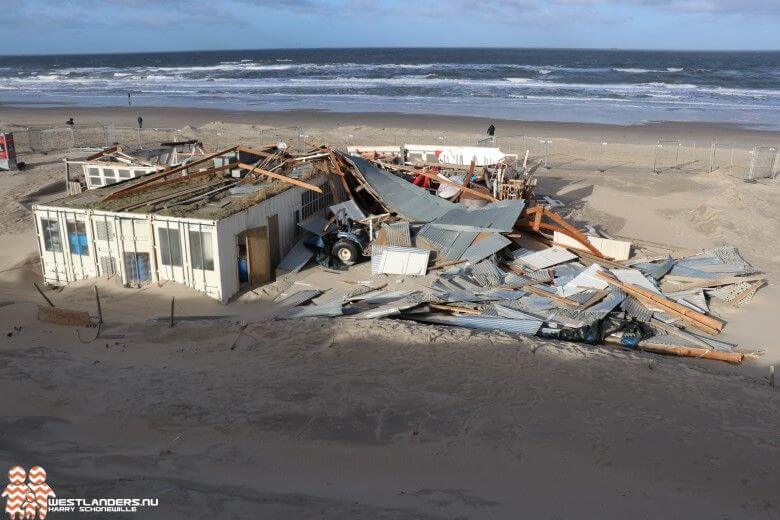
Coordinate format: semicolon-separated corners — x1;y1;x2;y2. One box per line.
3;0;779;54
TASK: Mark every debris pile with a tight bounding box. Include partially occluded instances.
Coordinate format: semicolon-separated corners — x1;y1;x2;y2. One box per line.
277;148;766;364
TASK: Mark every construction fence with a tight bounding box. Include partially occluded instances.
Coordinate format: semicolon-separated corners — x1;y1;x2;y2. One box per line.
2;122;777;182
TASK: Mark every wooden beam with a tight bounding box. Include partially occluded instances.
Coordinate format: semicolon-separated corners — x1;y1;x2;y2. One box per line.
110;162;239;204
524;284;584;307
237;145;279;159
517;205;604;258
596;271;724;335
412;169;497;202
603;336;747;364
86;145;122;161
664;274;767;291
430;303;481;315
238;163;323;193
103;146;238;201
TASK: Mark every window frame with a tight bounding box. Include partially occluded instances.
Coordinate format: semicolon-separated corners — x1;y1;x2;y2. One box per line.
188;230;214;271
41;217;63;253
158;227;183;267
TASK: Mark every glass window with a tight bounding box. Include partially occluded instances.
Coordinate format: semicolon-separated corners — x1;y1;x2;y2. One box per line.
159;228;182;267
134;170;146;177
189;230;214;270
66;220;89;256
41;218;62;252
88;176;103;187
117;169;131;178
94;220;113;241
87;166;100;176
102;168;117;183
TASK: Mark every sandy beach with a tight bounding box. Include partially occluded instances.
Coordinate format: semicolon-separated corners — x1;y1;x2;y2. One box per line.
1;107;778;518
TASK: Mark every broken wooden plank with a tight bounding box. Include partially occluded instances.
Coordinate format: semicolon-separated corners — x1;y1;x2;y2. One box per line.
238;163;323;193
103;146;238;201
429;303;482;315
86;145;122;161
412;169;497;202
596;271;724;335
38;305;91;327
604;335;749;364
664;274;767;291
524;284;584;307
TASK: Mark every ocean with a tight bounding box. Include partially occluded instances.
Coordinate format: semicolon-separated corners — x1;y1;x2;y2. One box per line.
1;48;778;129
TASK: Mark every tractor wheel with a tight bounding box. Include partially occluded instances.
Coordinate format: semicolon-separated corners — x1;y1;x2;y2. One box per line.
332;239;359;266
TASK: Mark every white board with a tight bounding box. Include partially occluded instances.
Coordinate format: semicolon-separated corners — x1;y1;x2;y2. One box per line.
516;246;577;270
553;231;631;261
371;245;430;276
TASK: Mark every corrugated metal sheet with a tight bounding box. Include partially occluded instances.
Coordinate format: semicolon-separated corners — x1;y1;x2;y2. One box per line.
276;236;314;274
515;247;577;270
611;268;662;294
621;296;653;322
361;290;416;305
347;155;454;222
667;264;724;280
468;259;504;287
346;299;421;319
460;233;511;264
493;304;542;321
709;281;752;302
503;271;536;286
409;313;543;335
478;288;526;300
429;200;525;233
384;221;412;247
415;224;477;262
438;290;493;303
557;264;607;297
329;200;365;221
647;332;736;352
277;299;344;319
634;257;675;280
666;288;709;313
550;287;626;326
448;275;484;293
274;289;323;306
298;214;330;236
371;245;430;275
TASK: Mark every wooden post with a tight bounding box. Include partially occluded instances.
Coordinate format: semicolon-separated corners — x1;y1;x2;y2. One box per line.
33;282;54;307
169;297;175;328
94;286;103;325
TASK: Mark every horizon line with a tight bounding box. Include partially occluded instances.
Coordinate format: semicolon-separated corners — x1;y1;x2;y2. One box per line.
2;45;779;58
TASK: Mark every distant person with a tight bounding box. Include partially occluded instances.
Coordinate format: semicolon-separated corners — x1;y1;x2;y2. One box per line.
137;116;143;129
128;92;132;107
65;117;74;126
487;123;495;137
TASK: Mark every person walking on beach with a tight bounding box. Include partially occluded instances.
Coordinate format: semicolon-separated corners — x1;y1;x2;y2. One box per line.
128;92;132;107
487;123;495;137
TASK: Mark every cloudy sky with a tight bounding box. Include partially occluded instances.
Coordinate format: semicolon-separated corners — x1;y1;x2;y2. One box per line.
4;0;779;54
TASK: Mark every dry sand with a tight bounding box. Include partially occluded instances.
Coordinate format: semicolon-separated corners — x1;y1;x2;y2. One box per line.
0;108;778;519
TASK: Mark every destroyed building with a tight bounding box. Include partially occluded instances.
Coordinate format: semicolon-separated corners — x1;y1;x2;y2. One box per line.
32;139;767;364
64;140;206;192
34;145;335;302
